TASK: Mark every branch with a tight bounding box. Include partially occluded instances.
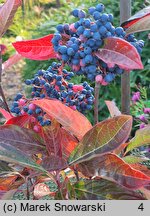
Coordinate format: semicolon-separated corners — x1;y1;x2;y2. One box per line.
94;82;100;125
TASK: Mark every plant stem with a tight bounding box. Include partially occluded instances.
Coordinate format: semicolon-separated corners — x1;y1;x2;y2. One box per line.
74;166;79;182
120;0;131;115
94;82;100;125
0;47;10;112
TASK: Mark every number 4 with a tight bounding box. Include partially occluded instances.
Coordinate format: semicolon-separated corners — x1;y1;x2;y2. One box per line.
138;203;144;211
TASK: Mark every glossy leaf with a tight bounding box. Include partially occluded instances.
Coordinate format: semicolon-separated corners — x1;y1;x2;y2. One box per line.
74;179;145;200
121;6;150;29
0;0;22;37
0;141;46;172
33;99;92;140
105;100;121;117
0;160;12;174
60;128;78;159
125;14;150;35
2;53;22;70
6;115;34;128
41;121;78;158
0;175;18;191
125;125;150;154
33;183;55;199
95;37;143;70
79;153;150;189
0;107;13;120
0;125;46;156
13;34;57;60
123;155;149;164
41;155;68;172
68;115;132;165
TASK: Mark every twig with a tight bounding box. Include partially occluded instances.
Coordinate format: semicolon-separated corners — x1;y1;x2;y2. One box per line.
94;82;100;125
73;166;80;182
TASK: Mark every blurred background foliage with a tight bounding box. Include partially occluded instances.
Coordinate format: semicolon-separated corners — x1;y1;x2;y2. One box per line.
1;0;150;123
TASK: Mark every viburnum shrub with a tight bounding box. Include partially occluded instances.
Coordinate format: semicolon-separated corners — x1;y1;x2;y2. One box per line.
0;0;150;200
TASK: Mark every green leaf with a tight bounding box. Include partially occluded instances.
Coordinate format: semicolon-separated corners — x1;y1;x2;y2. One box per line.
123;155;149;164
125;125;150;154
74;179;146;200
68;115;132;165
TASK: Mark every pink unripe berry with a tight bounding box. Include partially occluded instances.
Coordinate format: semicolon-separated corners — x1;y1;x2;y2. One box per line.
101;80;108;86
70;105;76;110
80;59;85;67
95;75;103;84
28;103;36;110
73;85;84;92
21;110;26;115
72;65;80;71
69;23;76;33
33;125;40;133
19;99;26;106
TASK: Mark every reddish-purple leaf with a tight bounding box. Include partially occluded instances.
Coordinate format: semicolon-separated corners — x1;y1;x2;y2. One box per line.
121;6;150;29
68;115;132;165
0;108;13;120
2;53;22;70
125;14;150;35
95;37;143;70
105;100;121;117
0;176;18;191
41;121;78;159
42;155;68;172
6;114;34;128
78;153;150;189
0;0;22;37
13;34;57;60
33;99;92;140
0;124;46;156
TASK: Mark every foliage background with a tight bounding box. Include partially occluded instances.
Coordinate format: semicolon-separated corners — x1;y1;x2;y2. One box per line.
1;0;150;123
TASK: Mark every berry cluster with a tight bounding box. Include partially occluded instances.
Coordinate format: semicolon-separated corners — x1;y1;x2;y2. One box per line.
11;62;94;129
131;89;150;129
52;3;144;84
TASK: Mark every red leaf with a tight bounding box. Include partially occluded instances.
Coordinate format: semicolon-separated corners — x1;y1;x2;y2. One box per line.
41;155;68;172
0;176;18;191
125;14;150;35
6;115;33;128
41;121;78;159
121;6;150;29
95;37;143;70
12;34;57;60
33;99;92;140
79;153;150;189
0;0;22;37
2;53;22;70
0;108;13;120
